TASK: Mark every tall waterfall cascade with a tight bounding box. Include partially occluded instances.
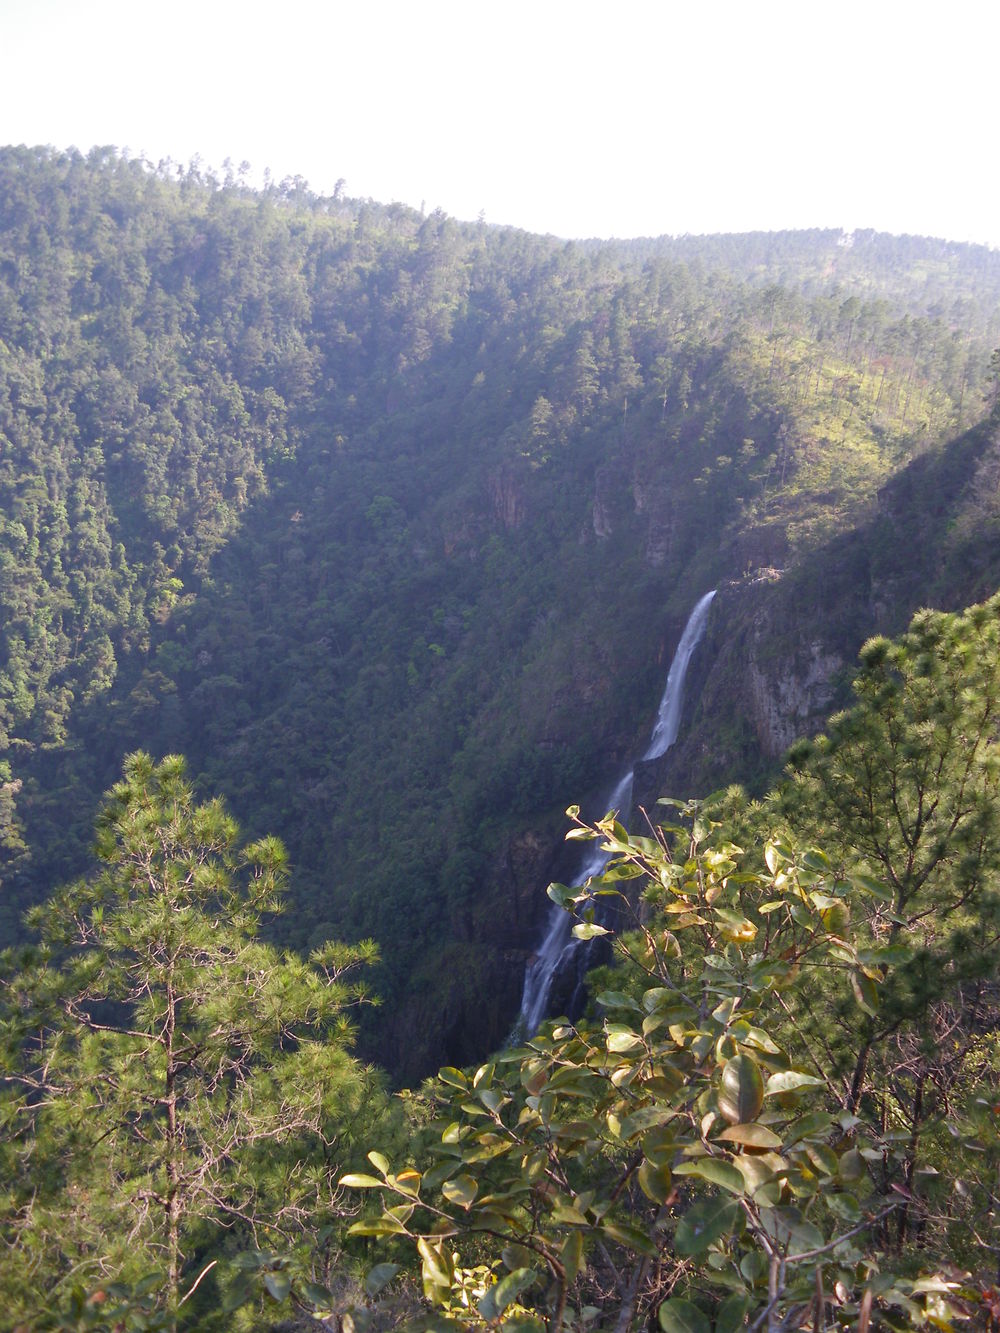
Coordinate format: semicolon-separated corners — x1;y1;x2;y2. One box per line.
516;589;717;1036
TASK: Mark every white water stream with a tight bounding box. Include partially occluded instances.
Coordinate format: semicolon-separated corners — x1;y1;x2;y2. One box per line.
516;589;717;1036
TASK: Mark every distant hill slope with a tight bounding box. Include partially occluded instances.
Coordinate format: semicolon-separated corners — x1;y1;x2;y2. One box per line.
1;146;998;1080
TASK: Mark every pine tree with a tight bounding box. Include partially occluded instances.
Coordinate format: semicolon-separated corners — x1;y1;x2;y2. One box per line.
782;596;1000;1099
0;752;381;1329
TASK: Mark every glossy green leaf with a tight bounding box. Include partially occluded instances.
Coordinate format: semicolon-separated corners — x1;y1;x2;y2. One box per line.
263;1271;291;1302
562;1230;585;1284
788;899;815;929
573;922;610;940
607;1028;645;1053
638;1158;673;1202
852;871;893;901
502;1244;536;1271
718;1122;782;1149
673;1157;744;1194
364;1264;401;1296
862;943;914;966
620;1105;675;1140
300;1280;336;1309
222;1272;255;1312
644;1070;684;1097
838;1148;865;1181
422;1159;460;1191
391;1168;421;1196
600;1219;658;1256
348;1216;408;1237
481;1267;537;1319
716;1294;753;1332
437;1067;469;1090
658;1298;711;1333
417;1236;454;1299
731;1152;777;1195
441;1173;478;1208
850;970;879;1015
785;1110;835;1144
718;1054;764;1125
821;901;851;933
764;1070;825;1096
673;1196;738;1255
643;1125;678;1165
713;906;757;941
597;990;641;1010
826;1191;861;1223
760;1207;824;1256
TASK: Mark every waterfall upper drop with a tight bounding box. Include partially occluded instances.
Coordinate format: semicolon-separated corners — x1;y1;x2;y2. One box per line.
516;589;717;1037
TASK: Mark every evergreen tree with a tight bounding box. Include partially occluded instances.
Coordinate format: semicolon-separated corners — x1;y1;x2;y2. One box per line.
0;752;381;1329
781;596;1000;1111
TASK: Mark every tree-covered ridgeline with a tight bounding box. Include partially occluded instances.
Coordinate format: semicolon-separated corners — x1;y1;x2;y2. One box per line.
2;146;1000;1077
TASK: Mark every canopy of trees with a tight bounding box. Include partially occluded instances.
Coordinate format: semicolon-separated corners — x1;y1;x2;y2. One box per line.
2;147;1000;1083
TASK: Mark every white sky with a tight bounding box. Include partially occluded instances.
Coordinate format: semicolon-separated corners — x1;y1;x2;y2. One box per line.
2;0;997;247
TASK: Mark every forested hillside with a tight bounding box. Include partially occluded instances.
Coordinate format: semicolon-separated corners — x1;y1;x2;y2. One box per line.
2;147;1000;1080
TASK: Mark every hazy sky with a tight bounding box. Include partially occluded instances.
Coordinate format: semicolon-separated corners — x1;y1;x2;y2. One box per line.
2;0;997;246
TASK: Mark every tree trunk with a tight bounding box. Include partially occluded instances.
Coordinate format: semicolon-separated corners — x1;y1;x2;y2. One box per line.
847;1038;870;1113
897;1073;925;1250
164;970;180;1333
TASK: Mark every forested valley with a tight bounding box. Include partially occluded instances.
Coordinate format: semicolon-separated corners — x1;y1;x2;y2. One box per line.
3;146;1000;1329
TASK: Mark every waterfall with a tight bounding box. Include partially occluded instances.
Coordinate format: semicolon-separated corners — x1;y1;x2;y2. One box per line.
516;589;716;1037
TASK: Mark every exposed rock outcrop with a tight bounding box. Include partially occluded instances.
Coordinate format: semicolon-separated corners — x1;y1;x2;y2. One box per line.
489;467;526;530
747;639;842;759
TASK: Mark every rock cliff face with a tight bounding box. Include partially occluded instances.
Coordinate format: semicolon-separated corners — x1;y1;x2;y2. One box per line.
633;577;791;807
643;559;881;805
631;478;677;567
592;465;616;538
640;419;1000;809
489;466;527;531
745;623;843;760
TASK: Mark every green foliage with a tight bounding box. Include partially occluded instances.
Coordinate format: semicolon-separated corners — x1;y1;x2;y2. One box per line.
3;146;1000;1083
338;601;1000;1328
767;597;1000;1284
0;752;384;1330
785;595;1000;934
344;800;989;1329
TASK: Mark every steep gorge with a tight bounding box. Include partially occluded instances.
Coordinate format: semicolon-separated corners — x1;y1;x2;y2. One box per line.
2;150;1000;1080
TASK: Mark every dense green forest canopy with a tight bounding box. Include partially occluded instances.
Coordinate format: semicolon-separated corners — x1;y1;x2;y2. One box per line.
1;146;1000;1079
